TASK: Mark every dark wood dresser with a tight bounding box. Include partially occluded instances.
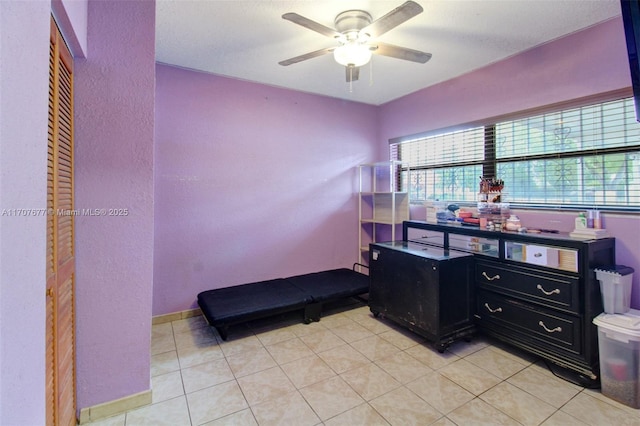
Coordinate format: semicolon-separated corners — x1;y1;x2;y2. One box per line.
398;221;615;383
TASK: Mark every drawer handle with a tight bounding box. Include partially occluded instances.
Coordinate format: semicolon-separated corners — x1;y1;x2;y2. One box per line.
536;284;560;296
482;272;501;281
539;321;562;333
534;253;542;258
484;303;502;313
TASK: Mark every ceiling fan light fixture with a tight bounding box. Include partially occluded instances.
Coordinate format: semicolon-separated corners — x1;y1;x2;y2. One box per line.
334;43;372;67
280;1;430;80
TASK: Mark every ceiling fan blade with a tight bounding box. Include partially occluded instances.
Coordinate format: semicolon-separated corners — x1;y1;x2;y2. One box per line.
279;47;335;66
346;65;360;82
360;1;423;38
282;13;342;39
372;42;432;63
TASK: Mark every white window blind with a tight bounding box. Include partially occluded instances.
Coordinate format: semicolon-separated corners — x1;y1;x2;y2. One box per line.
495;97;640;208
391;96;640;209
391;127;485;202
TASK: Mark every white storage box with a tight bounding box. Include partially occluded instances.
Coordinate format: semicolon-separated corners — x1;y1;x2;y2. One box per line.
593;309;640;408
596;266;634;314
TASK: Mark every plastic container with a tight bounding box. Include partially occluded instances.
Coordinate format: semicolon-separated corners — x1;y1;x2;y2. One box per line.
593;309;640;408
594;210;602;229
596;266;635;313
505;215;521;231
587;210;595;228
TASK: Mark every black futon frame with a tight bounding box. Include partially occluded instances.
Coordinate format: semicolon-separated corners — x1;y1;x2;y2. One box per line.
197;264;369;340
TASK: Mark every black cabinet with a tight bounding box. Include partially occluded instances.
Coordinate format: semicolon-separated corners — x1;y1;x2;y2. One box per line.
369;241;475;352
403;221;615;383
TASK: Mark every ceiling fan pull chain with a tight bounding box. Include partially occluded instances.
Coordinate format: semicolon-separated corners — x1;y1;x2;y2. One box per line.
349;67;354;93
369;58;374;87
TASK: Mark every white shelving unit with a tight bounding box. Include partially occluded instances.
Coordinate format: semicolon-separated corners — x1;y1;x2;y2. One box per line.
358;161;410;269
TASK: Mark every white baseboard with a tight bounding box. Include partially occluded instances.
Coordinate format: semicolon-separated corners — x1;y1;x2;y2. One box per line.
78;309;202;423
152;307;202;325
78;389;152;424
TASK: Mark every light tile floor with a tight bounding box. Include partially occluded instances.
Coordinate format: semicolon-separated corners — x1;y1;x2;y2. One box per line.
88;300;640;425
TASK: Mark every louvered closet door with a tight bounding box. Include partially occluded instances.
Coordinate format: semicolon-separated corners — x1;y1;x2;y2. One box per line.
46;16;76;426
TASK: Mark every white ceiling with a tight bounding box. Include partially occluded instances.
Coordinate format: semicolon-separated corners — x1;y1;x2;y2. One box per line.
155;0;622;106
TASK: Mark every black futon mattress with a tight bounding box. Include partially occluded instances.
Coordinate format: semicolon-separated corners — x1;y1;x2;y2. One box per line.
197;267;369;340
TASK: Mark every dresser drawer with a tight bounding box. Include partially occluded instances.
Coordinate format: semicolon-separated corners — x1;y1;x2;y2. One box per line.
406;227;444;246
477;290;581;354
449;234;499;257
476;260;580;313
524;244;559;268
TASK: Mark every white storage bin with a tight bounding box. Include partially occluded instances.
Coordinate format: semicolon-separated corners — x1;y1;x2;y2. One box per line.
593;309;640;408
596;266;634;314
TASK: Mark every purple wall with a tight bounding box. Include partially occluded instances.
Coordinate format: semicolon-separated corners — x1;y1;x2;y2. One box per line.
2;3;637;421
153;65;378;315
0;1;50;424
74;0;155;410
379;18;631;146
383;17;640;308
52;0;88;57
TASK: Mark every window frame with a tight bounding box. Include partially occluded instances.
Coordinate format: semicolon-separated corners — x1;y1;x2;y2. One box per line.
390;89;640;212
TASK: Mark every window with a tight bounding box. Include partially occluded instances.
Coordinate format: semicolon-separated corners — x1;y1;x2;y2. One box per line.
391;96;640;210
391;127;485;202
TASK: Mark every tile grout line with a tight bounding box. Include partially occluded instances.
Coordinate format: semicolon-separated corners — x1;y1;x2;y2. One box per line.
145;308;640;426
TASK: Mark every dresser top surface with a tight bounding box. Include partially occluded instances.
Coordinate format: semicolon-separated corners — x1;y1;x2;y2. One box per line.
405;221;614;247
371;241;474;260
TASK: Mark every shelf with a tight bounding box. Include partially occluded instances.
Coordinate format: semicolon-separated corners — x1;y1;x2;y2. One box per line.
358;161;407;193
360;218;406;225
360;191;408;195
358;161;409;267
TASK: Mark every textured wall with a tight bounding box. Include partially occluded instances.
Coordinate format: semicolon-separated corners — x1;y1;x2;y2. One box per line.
382;18;640;308
52;0;88;57
378;17;631;145
153;64;378;315
74;0;155;410
0;2;50;424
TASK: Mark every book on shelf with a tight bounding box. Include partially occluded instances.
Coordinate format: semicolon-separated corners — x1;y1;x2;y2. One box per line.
569;228;610;239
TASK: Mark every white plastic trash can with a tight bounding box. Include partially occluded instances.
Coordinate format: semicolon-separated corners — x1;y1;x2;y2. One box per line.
595;265;634;314
593;309;640;408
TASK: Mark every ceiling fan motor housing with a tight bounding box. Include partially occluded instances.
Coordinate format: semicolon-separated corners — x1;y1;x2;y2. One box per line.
335;10;372;41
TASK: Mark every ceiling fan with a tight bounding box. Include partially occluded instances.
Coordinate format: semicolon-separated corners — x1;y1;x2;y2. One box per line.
278;1;432;83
